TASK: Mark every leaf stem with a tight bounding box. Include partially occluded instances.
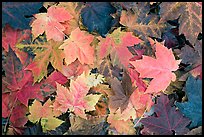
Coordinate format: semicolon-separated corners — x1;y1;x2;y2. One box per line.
134;108;147;127
3;97;18;133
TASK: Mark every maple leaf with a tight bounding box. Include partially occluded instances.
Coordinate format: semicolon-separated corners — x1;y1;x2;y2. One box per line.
53;73;101;119
160;2;202;44
2;2;43;29
2;47;44;106
28;99;64;132
81;2;117;37
2;24;31;52
61;59;89;80
120;2;170;41
27;99;52;119
59;27;94;65
107;69;153;121
2;24;31;65
131;40;181;94
108;87;153;133
140;94;191;135
85;72;105;88
179;45;201;65
3;47;67;108
66;114;107;135
2;93;28;128
128;68;147;92
98;58;122;80
15;70;67;107
98;27;142;68
57;2;84;35
176;75;202;129
19;39;65;83
178;40;202;81
107;112;136;135
31;5;73;41
91;84;112;97
9;103;28;127
108;71;135;113
129;88;153;118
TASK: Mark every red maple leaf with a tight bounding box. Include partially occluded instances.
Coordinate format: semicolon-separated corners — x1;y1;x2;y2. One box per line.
3;47;67;106
53;75;90;119
130;40;181;94
31;5;73;41
61;59;90;79
2;24;31;65
98;27;142;68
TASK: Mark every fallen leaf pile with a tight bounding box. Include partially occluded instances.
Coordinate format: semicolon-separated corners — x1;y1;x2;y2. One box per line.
2;2;202;135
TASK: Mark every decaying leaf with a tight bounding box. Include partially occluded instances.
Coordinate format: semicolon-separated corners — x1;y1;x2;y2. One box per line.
160;2;202;44
120;2;169;41
66;114;107;135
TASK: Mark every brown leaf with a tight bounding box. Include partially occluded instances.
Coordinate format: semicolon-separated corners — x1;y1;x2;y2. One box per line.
160;2;202;44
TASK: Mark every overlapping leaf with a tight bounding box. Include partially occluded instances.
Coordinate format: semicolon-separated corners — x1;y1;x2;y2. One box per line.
31;5;73;41
2;47;43;106
131;40;181;94
2;2;43;29
176;75;202;129
58;2;84;35
81;2;117;37
28;99;64;132
178;40;202;80
66;114;107;135
140;94;191;135
120;2;169;41
160;2;202;44
61;59;89;80
107;71;134;112
107;113;136;135
2;24;31;65
53;73;101;119
59;27;94;66
2;46;67;107
18;39;65;83
98;27;142;68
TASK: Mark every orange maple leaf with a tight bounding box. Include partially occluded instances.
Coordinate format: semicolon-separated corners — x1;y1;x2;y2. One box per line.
59;27;94;65
31;6;73;41
130;40;181;94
